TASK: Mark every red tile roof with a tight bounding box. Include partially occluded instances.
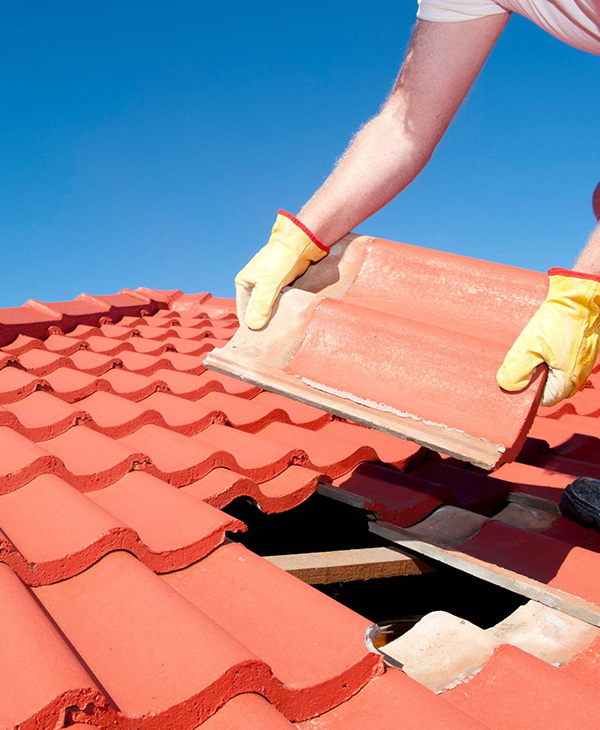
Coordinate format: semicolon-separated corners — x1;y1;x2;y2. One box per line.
206;235;547;469
444;645;600;729
1;285;600;728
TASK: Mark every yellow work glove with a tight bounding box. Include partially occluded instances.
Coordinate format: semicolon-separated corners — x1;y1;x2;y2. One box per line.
235;210;329;330
497;268;600;407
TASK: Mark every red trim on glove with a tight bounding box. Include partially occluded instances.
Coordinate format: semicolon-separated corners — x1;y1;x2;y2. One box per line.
278;209;329;253
548;267;600;283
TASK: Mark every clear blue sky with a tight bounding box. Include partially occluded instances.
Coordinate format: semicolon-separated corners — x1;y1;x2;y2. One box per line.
0;1;598;306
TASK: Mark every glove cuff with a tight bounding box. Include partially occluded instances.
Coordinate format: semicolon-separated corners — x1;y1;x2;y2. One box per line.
548;267;600;284
278;209;329;254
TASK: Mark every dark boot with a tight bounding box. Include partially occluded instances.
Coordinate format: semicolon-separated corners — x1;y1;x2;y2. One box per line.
560;477;600;529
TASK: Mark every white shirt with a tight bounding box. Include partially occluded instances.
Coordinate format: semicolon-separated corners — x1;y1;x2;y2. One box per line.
417;0;600;55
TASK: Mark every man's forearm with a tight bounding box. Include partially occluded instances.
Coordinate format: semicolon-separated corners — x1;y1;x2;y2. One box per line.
296;15;509;247
297;110;433;246
574;222;600;276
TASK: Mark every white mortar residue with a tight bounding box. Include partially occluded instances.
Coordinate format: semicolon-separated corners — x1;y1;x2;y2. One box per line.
299;376;505;454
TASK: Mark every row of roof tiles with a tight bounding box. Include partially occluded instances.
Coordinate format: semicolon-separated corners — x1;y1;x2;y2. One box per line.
0;291;411;728
1;287;600;727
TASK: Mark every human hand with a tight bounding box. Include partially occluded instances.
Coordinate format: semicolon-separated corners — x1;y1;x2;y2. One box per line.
497;268;600;407
235;210;329;330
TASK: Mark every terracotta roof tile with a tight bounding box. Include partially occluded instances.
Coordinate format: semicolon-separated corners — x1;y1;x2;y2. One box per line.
373;505;600;625
296;667;486;730
444;645;600;729
33;551;270;725
39;426;150;489
410;459;511;513
461;520;600;606
0;472;243;584
0;426;62;490
28;546;381;726
196;390;331;432
162;542;381;709
206;236;548;469
13;348;75;375
152;368;237;398
257;421;423;475
0;561;108;729
491;459;575;505
332;463;447;526
181;465;322;513
328;459;508;527
0;367;50;403
522;451;600;482
560;633;600;688
0;391;85;440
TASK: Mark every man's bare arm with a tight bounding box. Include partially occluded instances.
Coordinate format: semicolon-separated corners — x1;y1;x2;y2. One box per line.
235;14;509;330
298;15;510;246
574;223;600;275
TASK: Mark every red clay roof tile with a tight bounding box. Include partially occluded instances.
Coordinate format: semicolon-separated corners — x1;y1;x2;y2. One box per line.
296;667;486;730
257;421;423;475
39;425;150;489
491;459;575;505
207;236;548;469
14;348;73;375
161;541;382;719
559;633;600;689
0;366;50;403
332;463;447;526
27;546;381;726
330;459;509;528
197;390;330;432
0;562;108;728
444;645;600;729
200;694;295;729
0;391;85;439
462;520;600;606
0;426;61;491
33;551;270;725
181;464;321;513
410;460;511;514
0;472;243;584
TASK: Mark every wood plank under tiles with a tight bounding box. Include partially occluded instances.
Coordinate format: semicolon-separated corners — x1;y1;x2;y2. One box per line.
264;546;431;585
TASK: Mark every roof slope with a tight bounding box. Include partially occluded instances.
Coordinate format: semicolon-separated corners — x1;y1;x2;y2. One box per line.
0;287;600;728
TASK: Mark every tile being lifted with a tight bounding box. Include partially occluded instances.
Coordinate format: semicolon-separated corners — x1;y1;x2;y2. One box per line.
206;235;548;469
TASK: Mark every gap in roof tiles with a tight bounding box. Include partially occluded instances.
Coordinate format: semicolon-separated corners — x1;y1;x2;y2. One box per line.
316;559;529;649
224;491;528;648
224;492;381;556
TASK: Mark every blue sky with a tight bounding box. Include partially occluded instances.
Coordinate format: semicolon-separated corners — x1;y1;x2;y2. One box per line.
0;1;598;306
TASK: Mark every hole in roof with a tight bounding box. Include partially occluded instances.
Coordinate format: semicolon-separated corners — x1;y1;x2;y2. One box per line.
223;492;527;645
224;493;380;555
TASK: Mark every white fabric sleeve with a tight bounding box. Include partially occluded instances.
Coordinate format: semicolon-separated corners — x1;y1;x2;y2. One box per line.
417;0;508;22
